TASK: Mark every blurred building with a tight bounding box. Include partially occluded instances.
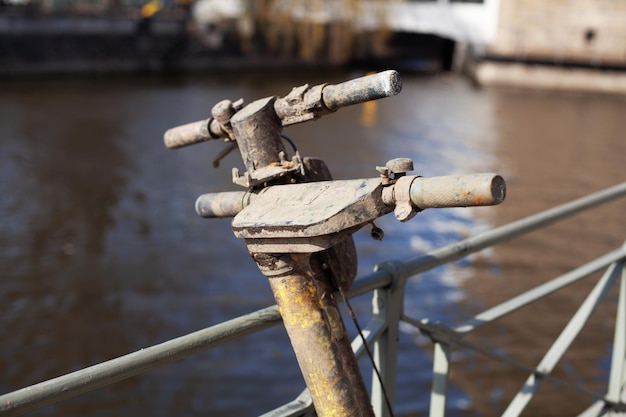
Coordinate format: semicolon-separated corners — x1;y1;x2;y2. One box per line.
190;0;498;71
1;0;625;92
474;0;626;93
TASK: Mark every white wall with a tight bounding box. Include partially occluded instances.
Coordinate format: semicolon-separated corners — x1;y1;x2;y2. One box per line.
386;0;500;46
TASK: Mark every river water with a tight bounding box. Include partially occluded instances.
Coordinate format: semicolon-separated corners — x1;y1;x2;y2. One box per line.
0;71;624;417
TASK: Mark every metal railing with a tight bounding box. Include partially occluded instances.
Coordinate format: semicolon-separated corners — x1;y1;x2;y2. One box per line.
1;181;625;417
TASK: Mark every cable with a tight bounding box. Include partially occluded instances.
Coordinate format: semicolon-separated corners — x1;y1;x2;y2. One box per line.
337;284;395;417
281;134;298;153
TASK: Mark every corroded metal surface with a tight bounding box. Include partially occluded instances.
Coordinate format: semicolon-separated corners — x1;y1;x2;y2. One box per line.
232;172;506;251
274;83;328;126
195;191;250;218
258;253;374;417
232;178;387;239
163;118;214;149
163;71;401;152
409;173;506;209
301;158;358;292
322;70;402;111
230;96;287;174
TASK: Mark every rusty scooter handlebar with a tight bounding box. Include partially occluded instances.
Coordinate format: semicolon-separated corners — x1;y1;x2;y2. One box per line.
163;69;506;417
163;70;401;149
195;173;505;219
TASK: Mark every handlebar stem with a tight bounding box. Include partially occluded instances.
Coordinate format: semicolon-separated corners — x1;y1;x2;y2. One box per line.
230;96;287;176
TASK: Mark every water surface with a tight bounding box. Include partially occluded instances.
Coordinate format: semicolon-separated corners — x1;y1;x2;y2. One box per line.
0;71;624;416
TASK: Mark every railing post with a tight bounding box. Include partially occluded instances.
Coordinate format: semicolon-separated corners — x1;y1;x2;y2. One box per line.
607;260;626;403
430;341;452;417
370;261;406;417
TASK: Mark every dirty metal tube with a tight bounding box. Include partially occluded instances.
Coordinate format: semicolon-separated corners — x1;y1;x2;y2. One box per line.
163;118;224;149
255;253;374;417
410;173;506;209
195;191;251;218
322;70;402;111
231;97;286;173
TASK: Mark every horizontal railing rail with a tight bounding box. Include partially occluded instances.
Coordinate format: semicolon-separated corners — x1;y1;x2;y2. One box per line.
1;181;625;417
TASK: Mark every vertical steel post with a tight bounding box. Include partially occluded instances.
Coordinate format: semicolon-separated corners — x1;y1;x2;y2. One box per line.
370;261;405;417
254;252;374;417
607;260;626;403
430;342;451;417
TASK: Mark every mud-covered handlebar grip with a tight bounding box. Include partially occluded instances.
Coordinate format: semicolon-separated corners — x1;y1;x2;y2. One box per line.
322;70;402;111
196;191;251;218
163;119;214;149
410;173;506;209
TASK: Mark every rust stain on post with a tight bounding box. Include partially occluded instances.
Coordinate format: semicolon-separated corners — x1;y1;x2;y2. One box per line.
264;254;374;417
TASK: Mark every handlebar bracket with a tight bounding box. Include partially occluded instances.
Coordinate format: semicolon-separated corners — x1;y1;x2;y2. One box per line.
275;83;330;126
